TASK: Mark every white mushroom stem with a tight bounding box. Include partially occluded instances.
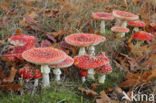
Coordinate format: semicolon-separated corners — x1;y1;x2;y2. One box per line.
79;47;86;55
81;76;86;83
53;68;61;81
100;20;106;34
87;69;95;80
98;74;106;84
121;21;128;28
134;27;139;32
41;65;50;87
88;45;95;56
120;33;126;37
34;79;39;87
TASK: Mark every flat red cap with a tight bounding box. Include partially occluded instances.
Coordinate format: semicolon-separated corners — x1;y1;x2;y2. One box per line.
113;10;139;21
111;26;129;33
22;47;67;65
9;35;36;46
96;64;112;74
65;33;106;47
74;52;110;69
133;31;152;40
128;20;145;27
33;69;42;79
50;56;74;68
92;12;114;20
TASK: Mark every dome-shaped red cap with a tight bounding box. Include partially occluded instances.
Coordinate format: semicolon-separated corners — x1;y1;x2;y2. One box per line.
133;31;152;40
96;64;112;74
22;47;67;65
113;10;139;21
128;20;145;27
19;68;32;79
74;52;110;69
79;70;87;77
65;33;106;47
50;55;74;68
9;35;36;46
111;26;129;33
33;69;42;79
92;12;114;20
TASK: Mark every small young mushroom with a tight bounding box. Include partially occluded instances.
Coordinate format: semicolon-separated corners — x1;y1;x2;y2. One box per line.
111;26;129;37
19;68;32;83
74;52;109;80
33;69;42;87
32;69;42;95
113;10;139;28
92;12;114;34
96;64;112;83
50;56;74;81
79;70;87;83
65;33;96;55
22;47;67;87
128;20;145;32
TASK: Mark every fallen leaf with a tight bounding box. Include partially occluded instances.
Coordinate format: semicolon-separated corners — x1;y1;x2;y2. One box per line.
96;91;119;103
0;3;10;12
78;87;98;97
91;83;100;90
3;67;17;83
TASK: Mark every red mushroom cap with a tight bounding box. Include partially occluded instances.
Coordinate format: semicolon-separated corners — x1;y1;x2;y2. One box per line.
128;20;145;27
74;52;110;69
33;69;42;79
65;33;106;47
22;47;67;65
50;56;74;68
9;35;36;46
3;44;35;60
133;31;152;40
111;26;129;33
19;68;32;79
96;64;112;74
113;10;139;21
92;12;114;20
79;70;87;77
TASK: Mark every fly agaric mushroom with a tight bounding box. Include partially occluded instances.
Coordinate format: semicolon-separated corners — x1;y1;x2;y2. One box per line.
92;12;114;34
96;64;112;83
132;31;152;47
65;33;96;55
19;68;32;82
111;26;129;37
74;52;109;80
8;34;36;46
22;47;67;87
32;69;42;95
79;70;87;83
113;10;139;28
128;20;145;32
50;56;74;81
3;35;36;61
133;31;152;40
33;69;42;87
